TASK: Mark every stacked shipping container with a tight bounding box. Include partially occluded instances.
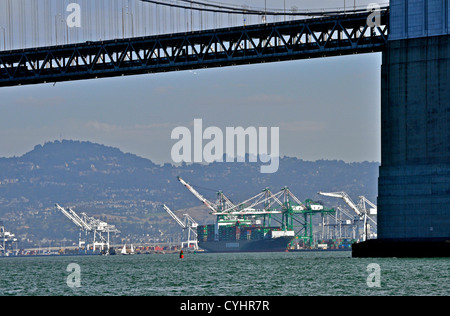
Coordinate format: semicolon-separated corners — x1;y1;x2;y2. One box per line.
315;238;356;249
197;224;278;242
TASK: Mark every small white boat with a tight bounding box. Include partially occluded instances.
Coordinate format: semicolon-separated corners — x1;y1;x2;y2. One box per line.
121;244;135;255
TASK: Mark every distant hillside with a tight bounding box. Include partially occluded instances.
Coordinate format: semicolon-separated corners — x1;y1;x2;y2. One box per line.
0;140;379;246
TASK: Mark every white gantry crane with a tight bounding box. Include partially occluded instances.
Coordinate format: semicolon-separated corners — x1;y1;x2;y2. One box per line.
318;192;377;241
55;204;120;253
162;204;198;250
0;221;17;256
320;206;359;240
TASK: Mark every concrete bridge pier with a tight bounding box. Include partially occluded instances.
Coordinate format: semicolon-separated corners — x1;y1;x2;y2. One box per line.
353;0;450;257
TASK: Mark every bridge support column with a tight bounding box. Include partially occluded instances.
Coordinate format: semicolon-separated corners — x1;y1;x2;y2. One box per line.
353;34;450;257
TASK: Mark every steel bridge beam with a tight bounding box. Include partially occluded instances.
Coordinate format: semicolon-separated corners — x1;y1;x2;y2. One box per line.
0;10;388;87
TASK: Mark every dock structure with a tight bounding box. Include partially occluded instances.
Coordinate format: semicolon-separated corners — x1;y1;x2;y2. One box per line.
55;204;120;254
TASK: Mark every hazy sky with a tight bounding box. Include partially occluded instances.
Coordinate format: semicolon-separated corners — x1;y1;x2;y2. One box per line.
0;0;383;164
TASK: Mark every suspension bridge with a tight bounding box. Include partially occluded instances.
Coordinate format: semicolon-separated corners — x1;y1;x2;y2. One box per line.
0;0;448;257
0;0;388;87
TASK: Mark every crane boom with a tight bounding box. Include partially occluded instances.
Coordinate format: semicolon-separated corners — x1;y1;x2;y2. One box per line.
177;176;217;213
217;191;236;211
359;196;377;210
281;187;306;210
55;204;87;229
162;204;186;229
162;204;199;250
318;192;363;217
68;208;92;230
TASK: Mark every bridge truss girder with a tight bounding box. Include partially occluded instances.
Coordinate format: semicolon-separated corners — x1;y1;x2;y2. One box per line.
0;10;388;87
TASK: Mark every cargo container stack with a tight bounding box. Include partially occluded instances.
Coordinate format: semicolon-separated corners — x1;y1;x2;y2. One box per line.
251;228;264;240
200;224;277;242
315;238;356;250
197;225;216;242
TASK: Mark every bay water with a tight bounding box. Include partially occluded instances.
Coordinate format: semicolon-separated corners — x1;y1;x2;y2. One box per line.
0;251;448;296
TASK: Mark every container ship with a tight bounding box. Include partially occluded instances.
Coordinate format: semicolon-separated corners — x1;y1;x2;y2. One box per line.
169;177;333;253
197;223;295;253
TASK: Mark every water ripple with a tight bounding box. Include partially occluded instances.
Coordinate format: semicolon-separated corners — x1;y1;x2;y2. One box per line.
0;252;448;296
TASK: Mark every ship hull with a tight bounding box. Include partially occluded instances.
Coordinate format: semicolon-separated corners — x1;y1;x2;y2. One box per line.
199;236;293;253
